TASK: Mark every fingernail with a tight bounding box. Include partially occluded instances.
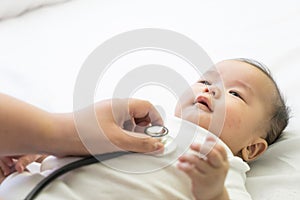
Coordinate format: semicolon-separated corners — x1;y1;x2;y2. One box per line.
205;136;215;142
178;162;191;169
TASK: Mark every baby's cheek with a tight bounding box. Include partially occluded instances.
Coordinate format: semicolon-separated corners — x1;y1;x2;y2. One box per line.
174;104;181;117
224;106;242;130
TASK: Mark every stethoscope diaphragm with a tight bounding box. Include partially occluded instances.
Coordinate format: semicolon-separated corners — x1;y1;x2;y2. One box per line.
144;125;168;137
144;125;176;155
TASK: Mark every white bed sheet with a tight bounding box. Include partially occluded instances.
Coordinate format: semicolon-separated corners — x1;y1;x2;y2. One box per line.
0;0;69;20
0;0;300;199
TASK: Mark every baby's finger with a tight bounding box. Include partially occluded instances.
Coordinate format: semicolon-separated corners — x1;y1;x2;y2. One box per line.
206;149;223;168
177;162;201;180
177;161;193;171
190;143;201;152
35;155;48;163
0;160;13;176
178;154;210;174
0;157;14;167
15;155;40;173
191;137;218;159
190;142;227;168
214;144;228;161
0;169;6;184
206;145;228;168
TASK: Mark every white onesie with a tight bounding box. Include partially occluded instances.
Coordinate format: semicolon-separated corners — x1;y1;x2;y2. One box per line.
0;116;252;200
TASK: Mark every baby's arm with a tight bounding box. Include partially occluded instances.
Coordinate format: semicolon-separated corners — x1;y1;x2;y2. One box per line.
177;138;230;200
0;154;47;183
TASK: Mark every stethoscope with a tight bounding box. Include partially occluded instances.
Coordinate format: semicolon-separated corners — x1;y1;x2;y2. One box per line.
144;125;169;142
25;125;171;200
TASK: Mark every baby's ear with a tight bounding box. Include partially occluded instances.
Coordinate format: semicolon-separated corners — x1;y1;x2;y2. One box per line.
241;138;268;162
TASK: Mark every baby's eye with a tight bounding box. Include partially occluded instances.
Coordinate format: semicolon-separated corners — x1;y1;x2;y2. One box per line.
229;91;244;100
198;80;211;85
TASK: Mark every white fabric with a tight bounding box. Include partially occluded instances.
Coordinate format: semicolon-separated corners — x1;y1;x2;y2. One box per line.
0;0;300;199
0;0;69;20
245;131;300;200
0;116;250;200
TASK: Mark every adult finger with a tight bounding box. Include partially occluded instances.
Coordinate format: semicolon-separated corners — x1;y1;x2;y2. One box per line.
128;99;163;126
110;125;164;153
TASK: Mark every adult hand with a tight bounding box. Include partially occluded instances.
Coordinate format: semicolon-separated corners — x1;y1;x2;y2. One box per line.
95;98;165;153
69;98;165;155
0;92;164;156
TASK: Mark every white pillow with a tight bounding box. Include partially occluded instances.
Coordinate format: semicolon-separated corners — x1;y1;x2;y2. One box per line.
246;130;300;200
0;0;69;20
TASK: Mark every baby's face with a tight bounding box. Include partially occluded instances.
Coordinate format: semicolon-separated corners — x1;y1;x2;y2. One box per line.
175;60;275;155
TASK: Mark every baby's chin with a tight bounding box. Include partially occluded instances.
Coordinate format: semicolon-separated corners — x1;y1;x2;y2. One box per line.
174;107;210;130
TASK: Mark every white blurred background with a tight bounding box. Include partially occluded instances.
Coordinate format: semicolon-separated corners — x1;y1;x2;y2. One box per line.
0;0;299;129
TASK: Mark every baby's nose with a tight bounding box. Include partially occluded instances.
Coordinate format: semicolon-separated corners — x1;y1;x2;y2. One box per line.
204;86;221;99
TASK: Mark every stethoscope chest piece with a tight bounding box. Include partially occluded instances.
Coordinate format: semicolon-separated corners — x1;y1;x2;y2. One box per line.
144;125;176;155
144;125;168;137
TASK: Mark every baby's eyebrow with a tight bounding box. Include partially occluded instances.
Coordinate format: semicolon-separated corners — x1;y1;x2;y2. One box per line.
233;80;253;94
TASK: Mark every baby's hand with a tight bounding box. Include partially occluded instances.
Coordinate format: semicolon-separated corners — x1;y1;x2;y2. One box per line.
0;154;47;184
177;137;230;200
0;156;15;183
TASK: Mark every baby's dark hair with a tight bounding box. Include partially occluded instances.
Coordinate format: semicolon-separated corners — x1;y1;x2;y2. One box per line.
234;58;290;145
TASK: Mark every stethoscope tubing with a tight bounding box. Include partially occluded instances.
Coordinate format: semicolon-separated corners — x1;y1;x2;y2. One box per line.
25;125;169;200
24;151;132;200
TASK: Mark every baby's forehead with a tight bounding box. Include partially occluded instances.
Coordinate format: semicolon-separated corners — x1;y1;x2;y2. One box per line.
201;69;219;78
202;60;268;80
201;60;277;97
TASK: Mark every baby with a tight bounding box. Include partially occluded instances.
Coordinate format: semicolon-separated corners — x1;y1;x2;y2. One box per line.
176;58;289;199
0;58;289;200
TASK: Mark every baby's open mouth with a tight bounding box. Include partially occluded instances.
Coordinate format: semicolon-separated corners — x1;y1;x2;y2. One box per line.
194;96;213;112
